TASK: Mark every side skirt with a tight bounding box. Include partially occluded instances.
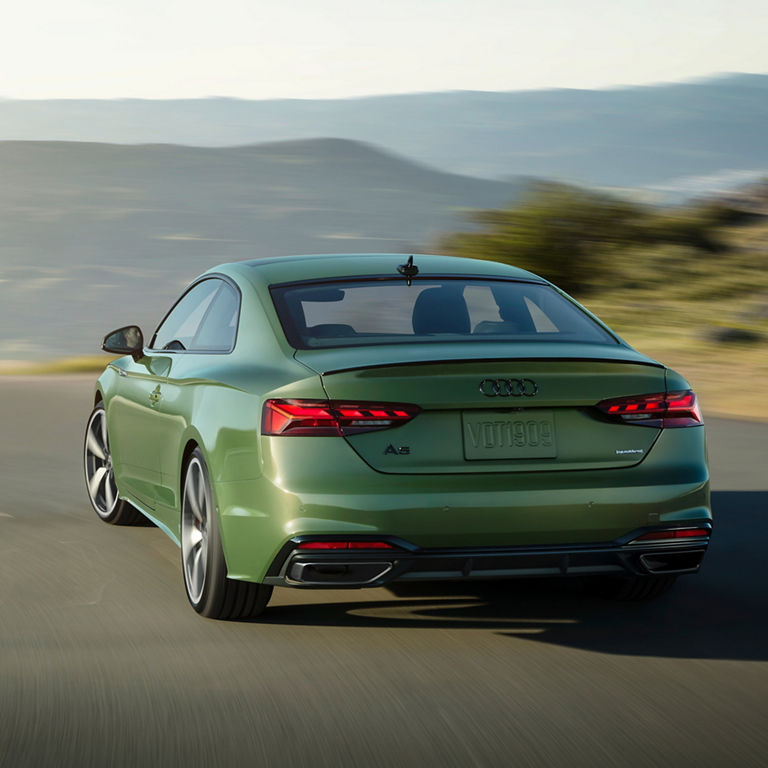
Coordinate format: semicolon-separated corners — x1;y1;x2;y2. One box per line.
124;498;181;548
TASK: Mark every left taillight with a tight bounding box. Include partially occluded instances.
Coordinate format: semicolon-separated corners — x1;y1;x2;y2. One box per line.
595;390;703;428
262;399;420;436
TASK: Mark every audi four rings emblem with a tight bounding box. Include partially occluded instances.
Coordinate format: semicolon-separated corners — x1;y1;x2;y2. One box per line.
479;378;539;397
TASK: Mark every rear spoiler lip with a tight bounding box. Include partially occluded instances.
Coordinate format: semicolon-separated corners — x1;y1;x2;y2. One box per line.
308;356;666;377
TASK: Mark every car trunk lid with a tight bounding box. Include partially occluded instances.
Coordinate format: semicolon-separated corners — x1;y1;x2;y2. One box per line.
295;343;666;474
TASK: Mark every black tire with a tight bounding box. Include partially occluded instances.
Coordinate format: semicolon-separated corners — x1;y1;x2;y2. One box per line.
180;447;272;620
84;402;145;525
592;574;678;601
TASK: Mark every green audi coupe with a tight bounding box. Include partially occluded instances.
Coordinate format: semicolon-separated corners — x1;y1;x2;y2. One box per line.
84;253;711;619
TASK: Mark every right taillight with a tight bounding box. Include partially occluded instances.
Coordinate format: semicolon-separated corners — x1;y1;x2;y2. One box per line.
595;390;702;427
631;527;710;543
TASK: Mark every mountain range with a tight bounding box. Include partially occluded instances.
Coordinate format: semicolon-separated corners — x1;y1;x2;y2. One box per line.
3;73;768;360
2;74;767;187
0;139;521;358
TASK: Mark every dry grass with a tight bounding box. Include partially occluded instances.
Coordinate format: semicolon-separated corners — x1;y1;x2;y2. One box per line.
616;332;766;423
0;356;115;375
580;216;768;422
586;296;767;422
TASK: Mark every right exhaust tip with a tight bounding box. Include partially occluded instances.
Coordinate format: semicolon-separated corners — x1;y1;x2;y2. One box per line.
639;550;705;574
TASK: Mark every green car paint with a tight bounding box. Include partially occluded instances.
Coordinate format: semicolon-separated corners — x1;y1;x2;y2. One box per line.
92;254;711;604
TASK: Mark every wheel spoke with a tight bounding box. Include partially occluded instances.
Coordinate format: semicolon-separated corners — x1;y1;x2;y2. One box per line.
196;471;206;520
100;413;108;454
86;430;106;461
182;458;211;605
89;466;107;499
104;473;114;509
186;472;202;521
191;546;203;593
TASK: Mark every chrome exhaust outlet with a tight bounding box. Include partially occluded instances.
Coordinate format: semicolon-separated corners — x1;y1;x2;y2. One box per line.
639;550;705;575
287;560;393;586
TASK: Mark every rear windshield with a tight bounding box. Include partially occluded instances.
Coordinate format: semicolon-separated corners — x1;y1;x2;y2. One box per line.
270;278;617;349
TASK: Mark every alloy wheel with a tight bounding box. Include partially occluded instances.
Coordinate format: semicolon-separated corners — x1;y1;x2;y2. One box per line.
84;407;119;518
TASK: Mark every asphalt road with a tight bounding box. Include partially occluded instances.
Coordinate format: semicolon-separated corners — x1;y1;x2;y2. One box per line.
1;376;766;768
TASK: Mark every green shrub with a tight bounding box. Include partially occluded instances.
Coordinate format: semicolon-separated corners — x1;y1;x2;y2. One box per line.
439;183;742;295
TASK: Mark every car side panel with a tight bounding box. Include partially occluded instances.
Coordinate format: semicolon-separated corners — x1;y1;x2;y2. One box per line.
99;355;171;510
151;356;327;544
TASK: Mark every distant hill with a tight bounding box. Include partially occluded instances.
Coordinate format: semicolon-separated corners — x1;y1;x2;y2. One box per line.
1;74;768;186
0;139;522;358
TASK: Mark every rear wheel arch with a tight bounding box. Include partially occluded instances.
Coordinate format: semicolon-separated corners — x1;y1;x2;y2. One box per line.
180;445;272;618
180;439;199;485
179;439;229;564
178;432;207;503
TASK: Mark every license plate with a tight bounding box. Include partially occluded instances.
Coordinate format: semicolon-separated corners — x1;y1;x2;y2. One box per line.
462;410;557;460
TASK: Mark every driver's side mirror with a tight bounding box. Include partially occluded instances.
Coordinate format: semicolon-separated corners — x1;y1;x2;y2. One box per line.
102;325;144;361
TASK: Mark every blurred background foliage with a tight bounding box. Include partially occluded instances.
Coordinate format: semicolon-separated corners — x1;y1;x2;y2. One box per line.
439;182;760;295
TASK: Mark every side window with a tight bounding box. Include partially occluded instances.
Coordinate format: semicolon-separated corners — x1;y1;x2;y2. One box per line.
464;285;502;329
523;295;559;332
193;281;239;351
151;280;221;351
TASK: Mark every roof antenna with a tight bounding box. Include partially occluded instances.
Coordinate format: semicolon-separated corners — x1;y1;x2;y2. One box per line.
397;255;419;286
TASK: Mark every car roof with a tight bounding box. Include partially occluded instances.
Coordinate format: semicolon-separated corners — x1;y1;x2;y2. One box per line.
206;253;545;288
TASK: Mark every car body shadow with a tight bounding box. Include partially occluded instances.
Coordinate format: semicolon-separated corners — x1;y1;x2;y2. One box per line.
259;491;768;661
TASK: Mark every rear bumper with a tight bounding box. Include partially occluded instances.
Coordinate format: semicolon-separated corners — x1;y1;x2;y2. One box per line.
217;426;710;583
263;526;712;587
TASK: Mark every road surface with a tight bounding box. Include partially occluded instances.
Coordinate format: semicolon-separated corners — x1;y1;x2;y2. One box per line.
0;376;766;767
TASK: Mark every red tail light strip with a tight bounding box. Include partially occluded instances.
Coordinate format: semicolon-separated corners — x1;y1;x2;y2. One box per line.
632;528;710;543
296;541;394;550
596;390;702;427
262;399;419;436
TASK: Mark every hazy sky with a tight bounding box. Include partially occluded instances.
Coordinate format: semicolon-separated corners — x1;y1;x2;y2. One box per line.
2;0;767;99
